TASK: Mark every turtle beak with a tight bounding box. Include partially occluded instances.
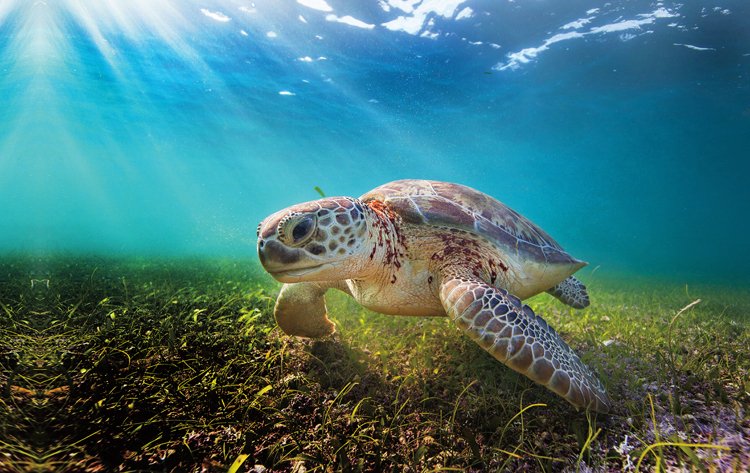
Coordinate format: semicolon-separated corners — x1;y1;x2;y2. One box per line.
258;238;334;282
257;212;302;273
257;239;302;274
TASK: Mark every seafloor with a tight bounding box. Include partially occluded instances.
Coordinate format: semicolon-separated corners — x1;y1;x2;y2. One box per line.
0;257;747;472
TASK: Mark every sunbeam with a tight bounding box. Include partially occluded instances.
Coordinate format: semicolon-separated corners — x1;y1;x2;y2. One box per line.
0;0;747;282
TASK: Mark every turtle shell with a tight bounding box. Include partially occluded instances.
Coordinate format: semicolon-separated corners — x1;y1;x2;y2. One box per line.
360;179;583;266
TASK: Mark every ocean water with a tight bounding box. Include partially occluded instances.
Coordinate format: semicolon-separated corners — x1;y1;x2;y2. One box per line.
0;0;748;285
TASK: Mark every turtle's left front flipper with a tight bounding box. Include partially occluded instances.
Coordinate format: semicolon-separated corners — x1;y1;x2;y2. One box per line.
439;272;610;413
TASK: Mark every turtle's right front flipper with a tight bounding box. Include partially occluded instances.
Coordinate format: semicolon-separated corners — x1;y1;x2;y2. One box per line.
275;282;335;338
439;272;610;413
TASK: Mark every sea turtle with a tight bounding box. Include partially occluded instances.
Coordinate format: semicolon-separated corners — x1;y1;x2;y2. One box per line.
256;180;610;412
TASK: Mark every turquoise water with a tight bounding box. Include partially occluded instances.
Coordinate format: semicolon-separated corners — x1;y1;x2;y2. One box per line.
0;0;748;284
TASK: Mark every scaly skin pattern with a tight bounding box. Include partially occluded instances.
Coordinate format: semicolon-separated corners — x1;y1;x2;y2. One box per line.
257;196;370;274
440;270;611;413
547;276;590;309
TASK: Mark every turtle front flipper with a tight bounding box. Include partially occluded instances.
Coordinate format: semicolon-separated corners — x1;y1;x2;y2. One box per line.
547;276;590;309
439;272;610;412
275;282;338;338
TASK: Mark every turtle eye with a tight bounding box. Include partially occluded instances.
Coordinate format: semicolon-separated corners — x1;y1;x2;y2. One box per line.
281;214;317;246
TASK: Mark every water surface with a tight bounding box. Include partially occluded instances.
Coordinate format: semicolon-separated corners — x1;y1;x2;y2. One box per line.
0;0;748;285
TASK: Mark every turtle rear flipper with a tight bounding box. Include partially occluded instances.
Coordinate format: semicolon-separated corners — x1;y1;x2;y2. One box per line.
440;271;610;412
547;276;590;309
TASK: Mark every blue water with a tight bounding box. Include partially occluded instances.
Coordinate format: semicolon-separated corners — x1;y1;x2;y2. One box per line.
0;0;748;284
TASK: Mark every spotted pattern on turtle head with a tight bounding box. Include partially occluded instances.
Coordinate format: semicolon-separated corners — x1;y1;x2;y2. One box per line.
259;197;366;257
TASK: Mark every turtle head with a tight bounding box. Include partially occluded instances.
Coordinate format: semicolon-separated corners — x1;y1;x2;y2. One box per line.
257;197;370;283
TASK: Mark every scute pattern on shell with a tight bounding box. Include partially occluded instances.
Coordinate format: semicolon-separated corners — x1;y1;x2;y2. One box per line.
361;180;580;265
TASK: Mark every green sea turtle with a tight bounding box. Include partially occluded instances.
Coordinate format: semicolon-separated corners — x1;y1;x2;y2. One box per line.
257;180;610;412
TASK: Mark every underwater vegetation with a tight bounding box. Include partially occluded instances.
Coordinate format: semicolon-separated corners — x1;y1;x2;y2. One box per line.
0;257;747;472
0;1;748;470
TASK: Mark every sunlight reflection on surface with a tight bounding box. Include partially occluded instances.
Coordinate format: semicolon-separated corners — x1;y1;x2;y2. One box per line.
0;0;448;256
0;0;747;283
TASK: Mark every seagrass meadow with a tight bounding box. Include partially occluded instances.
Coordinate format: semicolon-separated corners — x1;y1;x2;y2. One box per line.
1;0;750;471
0;256;747;472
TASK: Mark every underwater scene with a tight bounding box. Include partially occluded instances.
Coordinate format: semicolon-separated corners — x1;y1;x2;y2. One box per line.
0;0;748;471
